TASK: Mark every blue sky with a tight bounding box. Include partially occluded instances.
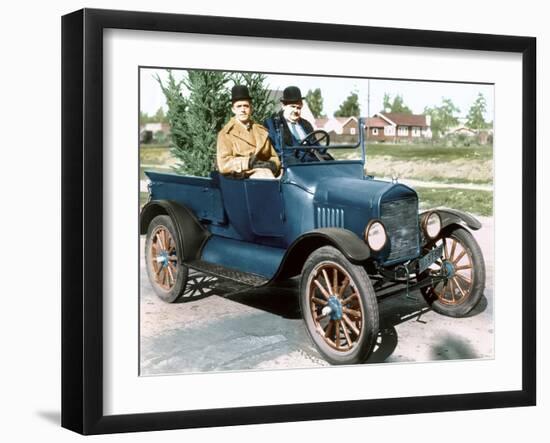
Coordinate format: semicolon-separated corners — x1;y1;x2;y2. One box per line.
140;68;494;121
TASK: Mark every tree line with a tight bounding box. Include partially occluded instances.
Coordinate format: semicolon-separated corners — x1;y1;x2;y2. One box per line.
306;89;491;137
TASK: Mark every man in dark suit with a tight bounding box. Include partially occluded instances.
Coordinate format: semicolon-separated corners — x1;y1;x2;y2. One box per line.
264;86;327;164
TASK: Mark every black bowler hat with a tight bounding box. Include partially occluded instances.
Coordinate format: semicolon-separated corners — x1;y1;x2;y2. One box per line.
231;85;252;102
280;86;304;103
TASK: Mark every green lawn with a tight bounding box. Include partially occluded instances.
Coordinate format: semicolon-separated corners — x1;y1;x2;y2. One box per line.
366;142;493;162
416;186;493;216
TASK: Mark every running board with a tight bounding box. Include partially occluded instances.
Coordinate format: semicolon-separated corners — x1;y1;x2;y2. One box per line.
185;260;269;287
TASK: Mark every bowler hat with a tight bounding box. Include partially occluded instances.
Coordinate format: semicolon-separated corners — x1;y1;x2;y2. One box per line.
231;85;252;102
280;86;304;103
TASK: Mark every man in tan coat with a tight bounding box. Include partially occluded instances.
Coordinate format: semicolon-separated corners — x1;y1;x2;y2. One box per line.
217;85;281;179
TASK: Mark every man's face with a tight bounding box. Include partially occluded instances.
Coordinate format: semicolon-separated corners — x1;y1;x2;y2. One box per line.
282;101;303;123
232;100;252;124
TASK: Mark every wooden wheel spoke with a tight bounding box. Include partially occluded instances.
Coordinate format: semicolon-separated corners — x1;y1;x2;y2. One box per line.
168;255;178;262
453;276;468;299
155;264;162;277
322;269;333;295
156;232;166;251
337;276;350;297
341;320;352;347
316;313;328;321
333;268;338;294
313;279;331;299
449;279;456;302
166;265;175;284
311;296;328;306
342;314;360;336
449;239;457;262
443;239;449;260
455;264;472;271
342;306;361;318
341;292;358;305
455;273;472;286
453;249;467;264
324;320;334;339
334;321;341;349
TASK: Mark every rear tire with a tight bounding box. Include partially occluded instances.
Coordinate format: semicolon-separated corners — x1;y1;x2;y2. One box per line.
144;215;188;303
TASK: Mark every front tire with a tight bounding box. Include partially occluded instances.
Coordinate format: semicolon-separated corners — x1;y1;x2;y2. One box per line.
145;215;188;303
420;226;486;317
299;246;379;365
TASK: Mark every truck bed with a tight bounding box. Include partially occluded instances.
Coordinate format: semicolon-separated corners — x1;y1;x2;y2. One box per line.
145;171;226;224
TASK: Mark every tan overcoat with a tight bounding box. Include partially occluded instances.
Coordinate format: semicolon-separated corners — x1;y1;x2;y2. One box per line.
216;118;281;177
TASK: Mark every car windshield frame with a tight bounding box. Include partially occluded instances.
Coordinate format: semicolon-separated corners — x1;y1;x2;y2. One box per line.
280;117;367;168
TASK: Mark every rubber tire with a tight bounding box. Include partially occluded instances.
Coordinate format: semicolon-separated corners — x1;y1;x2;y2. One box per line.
421;226;486;318
299;246;379;365
144;215;188;303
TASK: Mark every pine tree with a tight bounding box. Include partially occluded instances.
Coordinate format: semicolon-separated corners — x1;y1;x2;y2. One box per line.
305;88;325;118
157;70;231;176
334;92;360;117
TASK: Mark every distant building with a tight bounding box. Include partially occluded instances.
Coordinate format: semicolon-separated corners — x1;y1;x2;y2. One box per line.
140;122;170;144
365;112;432;142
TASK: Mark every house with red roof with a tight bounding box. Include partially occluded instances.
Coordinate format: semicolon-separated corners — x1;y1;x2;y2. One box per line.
365;112;432;142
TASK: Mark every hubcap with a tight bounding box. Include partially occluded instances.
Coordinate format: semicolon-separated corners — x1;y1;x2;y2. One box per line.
326;296;343;321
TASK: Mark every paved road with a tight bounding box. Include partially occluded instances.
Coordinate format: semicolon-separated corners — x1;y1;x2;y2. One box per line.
140;217;494;375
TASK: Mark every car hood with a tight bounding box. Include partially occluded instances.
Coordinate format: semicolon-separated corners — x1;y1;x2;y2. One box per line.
313;176;417;210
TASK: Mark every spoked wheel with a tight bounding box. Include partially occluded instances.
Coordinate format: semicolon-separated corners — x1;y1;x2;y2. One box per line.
300;246;378;365
145;215;188;303
420;226;485;317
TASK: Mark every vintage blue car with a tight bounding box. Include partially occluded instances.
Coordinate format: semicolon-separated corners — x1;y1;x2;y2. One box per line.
140;120;485;365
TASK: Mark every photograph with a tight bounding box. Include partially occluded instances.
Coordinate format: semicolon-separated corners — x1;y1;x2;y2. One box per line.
138;67;495;374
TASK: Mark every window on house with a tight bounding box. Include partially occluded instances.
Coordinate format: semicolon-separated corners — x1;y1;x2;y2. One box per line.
350;127;356;135
412;126;421;137
372;128;379;135
398;126;409;136
384;126;395;135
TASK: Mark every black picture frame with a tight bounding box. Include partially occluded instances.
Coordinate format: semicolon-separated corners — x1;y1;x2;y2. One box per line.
61;8;536;435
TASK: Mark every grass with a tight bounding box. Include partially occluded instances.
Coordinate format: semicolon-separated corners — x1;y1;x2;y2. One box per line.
366;142;493;162
416;186;493;216
140;144;172;165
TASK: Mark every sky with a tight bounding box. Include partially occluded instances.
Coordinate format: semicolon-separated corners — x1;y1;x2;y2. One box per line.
140;68;494;121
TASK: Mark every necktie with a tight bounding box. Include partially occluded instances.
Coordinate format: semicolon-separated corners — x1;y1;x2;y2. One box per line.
289;122;301;141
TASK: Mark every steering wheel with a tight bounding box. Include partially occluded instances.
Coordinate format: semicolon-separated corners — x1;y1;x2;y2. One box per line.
299;130;333;161
300;129;330;147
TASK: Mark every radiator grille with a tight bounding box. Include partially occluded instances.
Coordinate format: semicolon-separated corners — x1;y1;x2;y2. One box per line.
381;198;419;262
316;207;345;228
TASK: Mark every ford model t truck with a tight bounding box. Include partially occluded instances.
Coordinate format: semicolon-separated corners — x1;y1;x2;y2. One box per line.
140;121;485;365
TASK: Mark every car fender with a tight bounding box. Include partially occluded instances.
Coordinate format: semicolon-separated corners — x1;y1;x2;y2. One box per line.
273;228;370;281
140;200;210;261
420;208;482;234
